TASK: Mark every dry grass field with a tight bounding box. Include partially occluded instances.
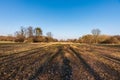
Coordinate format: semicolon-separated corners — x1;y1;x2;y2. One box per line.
0;43;120;80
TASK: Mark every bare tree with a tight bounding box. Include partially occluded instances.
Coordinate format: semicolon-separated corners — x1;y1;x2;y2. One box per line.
91;28;101;43
20;26;26;37
27;26;34;38
46;32;53;38
91;29;101;36
14;27;26;42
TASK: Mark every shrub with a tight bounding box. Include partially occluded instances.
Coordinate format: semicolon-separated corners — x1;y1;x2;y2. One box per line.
100;37;119;44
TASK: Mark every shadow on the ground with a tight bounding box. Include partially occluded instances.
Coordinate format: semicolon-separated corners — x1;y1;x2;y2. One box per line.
28;47;63;80
61;57;73;80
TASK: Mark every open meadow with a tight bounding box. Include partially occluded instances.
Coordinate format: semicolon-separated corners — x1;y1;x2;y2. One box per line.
0;43;120;80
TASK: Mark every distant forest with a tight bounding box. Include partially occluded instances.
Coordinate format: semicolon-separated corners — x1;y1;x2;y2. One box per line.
0;26;120;44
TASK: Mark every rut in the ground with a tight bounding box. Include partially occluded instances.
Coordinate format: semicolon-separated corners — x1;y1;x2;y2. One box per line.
0;44;120;80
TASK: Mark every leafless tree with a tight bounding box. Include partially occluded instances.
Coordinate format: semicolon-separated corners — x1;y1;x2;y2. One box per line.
91;28;101;43
91;29;101;36
46;32;53;38
14;27;26;42
27;26;34;38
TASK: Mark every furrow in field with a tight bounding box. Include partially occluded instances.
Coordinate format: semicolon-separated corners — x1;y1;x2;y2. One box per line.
73;45;120;80
0;45;58;80
69;46;102;80
29;46;63;80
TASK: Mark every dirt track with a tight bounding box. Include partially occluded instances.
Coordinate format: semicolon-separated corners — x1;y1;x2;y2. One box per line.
0;43;120;80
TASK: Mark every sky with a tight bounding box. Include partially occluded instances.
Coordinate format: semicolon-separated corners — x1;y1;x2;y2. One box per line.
0;0;120;40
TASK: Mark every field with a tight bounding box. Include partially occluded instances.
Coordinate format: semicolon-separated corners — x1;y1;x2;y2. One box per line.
0;43;120;80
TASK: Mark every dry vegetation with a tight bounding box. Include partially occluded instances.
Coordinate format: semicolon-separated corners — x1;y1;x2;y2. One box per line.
0;43;120;80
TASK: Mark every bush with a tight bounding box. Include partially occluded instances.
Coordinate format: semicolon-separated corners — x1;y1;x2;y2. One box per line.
14;37;25;42
33;36;45;42
100;37;119;44
24;37;34;43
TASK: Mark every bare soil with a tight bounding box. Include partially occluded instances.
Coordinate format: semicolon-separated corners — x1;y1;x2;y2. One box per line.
0;43;120;80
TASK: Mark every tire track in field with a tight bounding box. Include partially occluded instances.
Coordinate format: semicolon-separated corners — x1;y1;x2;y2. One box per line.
5;52;51;80
40;45;73;80
73;45;120;79
89;45;120;61
65;47;94;79
23;50;56;80
93;53;120;79
29;46;63;80
74;49;119;80
69;46;103;80
95;61;120;80
29;45;73;80
0;50;39;66
0;49;42;79
42;45;73;80
1;44;119;80
0;50;46;79
90;47;120;64
0;49;42;67
0;44;50;59
99;54;120;64
0;46;48;62
59;45;73;80
0;45;52;66
0;45;58;80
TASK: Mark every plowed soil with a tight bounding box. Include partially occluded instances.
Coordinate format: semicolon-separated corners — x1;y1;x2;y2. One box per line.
0;43;120;80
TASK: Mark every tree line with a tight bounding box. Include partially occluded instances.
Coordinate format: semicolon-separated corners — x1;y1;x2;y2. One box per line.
0;27;120;44
0;26;57;42
67;29;120;44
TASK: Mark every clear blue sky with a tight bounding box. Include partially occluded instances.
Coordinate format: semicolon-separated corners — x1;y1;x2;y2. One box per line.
0;0;120;39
